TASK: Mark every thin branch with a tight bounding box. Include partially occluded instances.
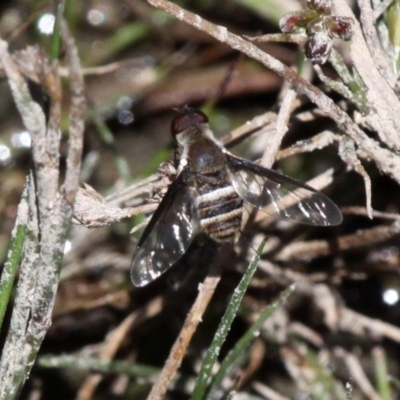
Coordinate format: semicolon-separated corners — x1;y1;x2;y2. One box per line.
260;88;297;168
147;263;222;400
357;0;395;86
337;348;381;400
339;136;372;218
277;130;339;160
77;313;137;400
77;298;162;400
275;220;400;261
0;17;86;396
221;110;277;148
253;381;290;400
259;260;400;343
147;0;400;185
61;19;86;204
333;0;400;143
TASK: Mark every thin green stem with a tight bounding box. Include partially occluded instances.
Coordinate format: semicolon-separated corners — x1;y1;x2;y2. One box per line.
50;1;65;61
191;239;267;400
0;224;27;332
373;347;392;400
207;284;296;398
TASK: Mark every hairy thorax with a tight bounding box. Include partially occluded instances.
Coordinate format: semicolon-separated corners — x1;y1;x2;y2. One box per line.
187;138;227;175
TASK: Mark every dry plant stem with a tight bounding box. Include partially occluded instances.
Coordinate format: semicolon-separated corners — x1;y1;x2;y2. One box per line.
0;41;47;398
60;289;129;315
260;88;297;168
62;20;85;204
221;110;277;147
293;108;327;123
252;381;290;400
147;0;400;185
239;339;265;388
279;346;315;394
275;219;400;261
356;0;395;86
248;33;305;45
259;260;400;342
59;57;150;77
339;136;372;218
288;322;324;347
337;348;381;400
105;174;159;205
341;207;399;220
0;175;39;398
208;53;244;108
73;185;157;228
77;298;162;400
240;93;297;229
147;264;222;400
333;0;400;141
77;313;137;400
277;130;339;160
373;0;393;19
0;20;85;397
311;284;340;331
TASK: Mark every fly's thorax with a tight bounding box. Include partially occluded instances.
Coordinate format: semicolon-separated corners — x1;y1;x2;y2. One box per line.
187;137;226;174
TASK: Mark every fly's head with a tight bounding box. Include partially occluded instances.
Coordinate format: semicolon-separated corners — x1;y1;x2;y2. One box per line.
171;107;210;148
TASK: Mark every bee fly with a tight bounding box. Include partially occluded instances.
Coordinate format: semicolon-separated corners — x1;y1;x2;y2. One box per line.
131;108;342;286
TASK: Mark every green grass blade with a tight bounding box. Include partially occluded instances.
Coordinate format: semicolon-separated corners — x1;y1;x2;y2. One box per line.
0;184;28;333
207;284;296;398
373;347;392;400
191;238;267;400
50;1;65;61
0;224;26;332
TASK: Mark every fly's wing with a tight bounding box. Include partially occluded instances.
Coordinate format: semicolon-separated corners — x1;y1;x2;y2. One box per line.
130;170;200;286
227;154;342;226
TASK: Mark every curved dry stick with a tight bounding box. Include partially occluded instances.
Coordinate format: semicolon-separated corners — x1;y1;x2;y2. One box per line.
147;265;221;400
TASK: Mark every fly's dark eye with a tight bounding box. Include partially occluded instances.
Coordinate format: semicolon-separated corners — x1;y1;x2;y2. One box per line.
192;109;209;124
171;114;192;137
171;108;209;137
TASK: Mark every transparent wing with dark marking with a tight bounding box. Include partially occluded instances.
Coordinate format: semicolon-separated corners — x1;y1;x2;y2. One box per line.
130;171;201;286
227;154;342;226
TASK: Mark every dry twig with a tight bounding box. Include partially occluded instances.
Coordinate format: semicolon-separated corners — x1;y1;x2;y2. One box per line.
147;264;222;400
147;0;400;185
0;18;85;396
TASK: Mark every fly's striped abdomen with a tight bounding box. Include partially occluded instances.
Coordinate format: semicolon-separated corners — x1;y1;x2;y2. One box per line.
197;184;243;242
